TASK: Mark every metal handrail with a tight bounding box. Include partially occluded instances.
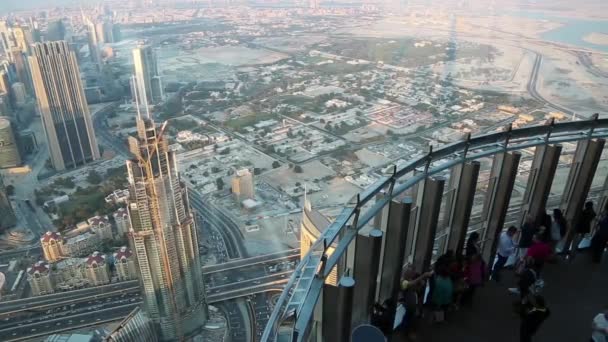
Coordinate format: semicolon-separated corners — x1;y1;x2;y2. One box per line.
262;116;608;341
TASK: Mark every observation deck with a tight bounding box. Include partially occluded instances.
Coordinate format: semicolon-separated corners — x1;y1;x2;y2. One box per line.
262;116;608;342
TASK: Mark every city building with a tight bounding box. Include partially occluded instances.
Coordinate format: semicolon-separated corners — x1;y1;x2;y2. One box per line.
88;215;113;241
126;114;207;340
0;175;16;231
85;252;110;286
0;93;12;117
54;257;88;291
0;21;14;53
105;307;158;342
11;82;26;106
40;231;65;262
0;70;10;94
86;19;103;69
231;168;255;201
132;44;162;104
29;41;100;171
0;272;5;299
27;261;54;296
45;332;105;342
12;26;31;54
44;20;66;41
113;208;131;238
105;189;130;205
300;200;337;285
0;117;21;168
114;247;137;281
10;50;31;92
63;232;99;257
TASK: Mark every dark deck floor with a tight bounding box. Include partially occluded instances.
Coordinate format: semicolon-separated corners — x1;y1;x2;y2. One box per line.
408;252;607;342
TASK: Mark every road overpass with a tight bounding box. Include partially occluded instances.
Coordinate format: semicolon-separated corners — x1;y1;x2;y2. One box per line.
0;248;297;340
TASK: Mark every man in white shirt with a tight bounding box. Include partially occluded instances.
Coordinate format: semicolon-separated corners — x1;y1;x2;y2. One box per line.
491;226;517;282
592;308;608;342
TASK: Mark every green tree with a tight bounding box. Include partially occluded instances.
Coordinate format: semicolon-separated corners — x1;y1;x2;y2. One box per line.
87;170;103;184
294;165;303;173
5;185;15;196
215;177;224;190
272;161;281;168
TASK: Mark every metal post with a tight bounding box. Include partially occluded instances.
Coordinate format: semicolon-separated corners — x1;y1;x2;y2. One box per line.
519;144;562;226
598;173;608;219
561;138;605;251
481;151;522;263
412;177;445;273
323;276;355;342
351;229;383;327
377;198;413;304
446;161;481;256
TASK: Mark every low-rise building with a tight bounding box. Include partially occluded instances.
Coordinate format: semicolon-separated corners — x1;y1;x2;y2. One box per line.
54;257;88;291
41;231;65;262
63;232;100;257
27;261;54;296
114;247;137;281
231;168;254;201
85;252;110;286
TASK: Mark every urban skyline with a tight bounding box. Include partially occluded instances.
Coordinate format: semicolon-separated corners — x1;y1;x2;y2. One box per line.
0;0;606;341
29;41;100;171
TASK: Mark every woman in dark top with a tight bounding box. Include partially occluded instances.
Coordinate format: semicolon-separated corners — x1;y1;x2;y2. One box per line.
520;295;550;342
591;213;608;263
570;201;596;258
519;215;538;250
465;232;480;258
577;201;597;235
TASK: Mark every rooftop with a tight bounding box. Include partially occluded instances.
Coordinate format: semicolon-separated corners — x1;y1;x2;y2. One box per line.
41;231;62;243
86;251;105;266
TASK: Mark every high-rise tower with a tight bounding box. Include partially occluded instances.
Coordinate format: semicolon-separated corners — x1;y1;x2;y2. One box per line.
132;44;162;104
0;175;17;231
126;112;207;340
29;41;100;171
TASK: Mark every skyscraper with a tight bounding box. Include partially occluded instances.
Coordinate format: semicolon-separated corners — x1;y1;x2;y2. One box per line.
0;117;21;168
0;21;14;53
132;44;162;104
29;41;100;171
12;26;31;54
0;175;17;231
126;113;207;340
86;20;103;70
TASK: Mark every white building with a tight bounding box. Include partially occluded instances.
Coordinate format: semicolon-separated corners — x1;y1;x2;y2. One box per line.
85;252;110;286
54;257;88;291
88;215;112;241
41;231;65;262
27;261;54;296
231;168;254;201
114;247;138;282
63;232;99;257
113;208;131;238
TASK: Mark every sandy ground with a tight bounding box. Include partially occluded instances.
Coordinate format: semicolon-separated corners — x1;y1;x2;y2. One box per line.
261;160;336;189
583;32;608;46
307;178;361;207
341;15;608;115
253;35;327;53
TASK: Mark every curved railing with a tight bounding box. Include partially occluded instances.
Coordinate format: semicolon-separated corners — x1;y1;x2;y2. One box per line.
261;116;608;341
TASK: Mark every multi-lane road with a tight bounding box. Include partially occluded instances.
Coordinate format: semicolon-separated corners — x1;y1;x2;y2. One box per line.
0;252;295;341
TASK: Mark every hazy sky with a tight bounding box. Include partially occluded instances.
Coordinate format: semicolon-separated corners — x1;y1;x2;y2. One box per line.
0;0;83;13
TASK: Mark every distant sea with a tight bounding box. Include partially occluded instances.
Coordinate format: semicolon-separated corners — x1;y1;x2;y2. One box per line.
508;11;608;53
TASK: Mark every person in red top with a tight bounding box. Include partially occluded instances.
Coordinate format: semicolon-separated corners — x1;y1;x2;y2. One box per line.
526;233;552;269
